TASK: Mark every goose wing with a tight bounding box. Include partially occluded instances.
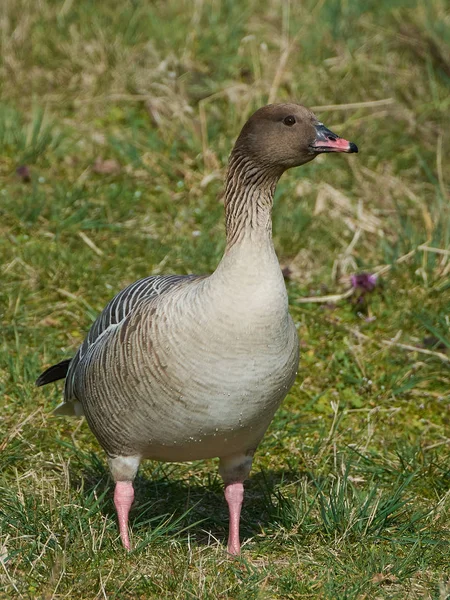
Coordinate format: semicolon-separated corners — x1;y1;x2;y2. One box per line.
36;274;198;415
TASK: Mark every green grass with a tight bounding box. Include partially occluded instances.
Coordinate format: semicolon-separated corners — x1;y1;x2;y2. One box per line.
1;0;450;597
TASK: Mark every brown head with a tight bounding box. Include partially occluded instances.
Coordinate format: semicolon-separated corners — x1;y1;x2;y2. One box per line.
231;103;358;173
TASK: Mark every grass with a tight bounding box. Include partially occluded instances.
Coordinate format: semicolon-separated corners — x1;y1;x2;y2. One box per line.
1;0;449;597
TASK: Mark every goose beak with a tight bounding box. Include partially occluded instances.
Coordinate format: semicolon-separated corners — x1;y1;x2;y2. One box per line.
310;123;358;154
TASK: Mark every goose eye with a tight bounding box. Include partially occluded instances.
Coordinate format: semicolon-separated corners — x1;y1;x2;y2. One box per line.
283;115;296;126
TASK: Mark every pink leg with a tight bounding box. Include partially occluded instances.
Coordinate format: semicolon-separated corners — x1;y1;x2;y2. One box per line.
114;481;134;551
224;482;244;555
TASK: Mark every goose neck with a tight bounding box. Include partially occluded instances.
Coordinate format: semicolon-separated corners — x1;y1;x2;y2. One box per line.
224;152;282;250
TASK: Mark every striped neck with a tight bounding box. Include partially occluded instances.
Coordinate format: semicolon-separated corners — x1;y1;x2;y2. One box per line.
224;151;282;250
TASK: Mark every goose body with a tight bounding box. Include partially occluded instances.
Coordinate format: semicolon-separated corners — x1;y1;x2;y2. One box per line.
67;238;298;463
37;103;357;553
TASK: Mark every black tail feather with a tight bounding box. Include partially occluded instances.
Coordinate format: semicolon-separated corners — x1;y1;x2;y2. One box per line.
36;359;71;387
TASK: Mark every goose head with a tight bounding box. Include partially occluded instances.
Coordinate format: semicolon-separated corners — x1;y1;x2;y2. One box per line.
232;103;358;173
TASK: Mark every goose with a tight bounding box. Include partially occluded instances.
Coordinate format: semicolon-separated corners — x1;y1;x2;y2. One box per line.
37;104;357;555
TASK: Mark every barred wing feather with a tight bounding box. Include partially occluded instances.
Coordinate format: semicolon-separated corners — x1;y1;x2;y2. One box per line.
49;274;198;415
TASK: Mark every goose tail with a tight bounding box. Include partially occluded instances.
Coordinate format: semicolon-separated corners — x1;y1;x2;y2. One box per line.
35;358;71;387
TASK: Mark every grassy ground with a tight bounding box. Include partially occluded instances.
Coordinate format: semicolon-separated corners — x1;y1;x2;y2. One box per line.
1;0;450;597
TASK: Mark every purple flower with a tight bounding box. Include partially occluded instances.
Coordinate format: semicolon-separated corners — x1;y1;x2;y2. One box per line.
350;273;377;293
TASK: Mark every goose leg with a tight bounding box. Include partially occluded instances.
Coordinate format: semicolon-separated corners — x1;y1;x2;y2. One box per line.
219;453;253;555
114;481;134;550
224;482;244;555
108;455;140;551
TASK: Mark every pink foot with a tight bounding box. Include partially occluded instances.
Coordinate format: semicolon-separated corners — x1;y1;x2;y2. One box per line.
114;481;134;551
224;482;244;555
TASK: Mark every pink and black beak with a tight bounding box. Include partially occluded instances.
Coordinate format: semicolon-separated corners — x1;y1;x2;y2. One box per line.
310;123;358;154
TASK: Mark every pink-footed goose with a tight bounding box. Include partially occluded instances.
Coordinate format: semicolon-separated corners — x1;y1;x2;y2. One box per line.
37;104;357;554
